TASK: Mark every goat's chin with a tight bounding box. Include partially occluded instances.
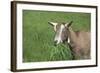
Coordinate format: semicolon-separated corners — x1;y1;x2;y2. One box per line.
54;42;63;46
54;44;57;46
54;43;60;46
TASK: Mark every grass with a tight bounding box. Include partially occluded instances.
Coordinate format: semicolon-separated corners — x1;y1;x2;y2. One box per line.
23;10;91;62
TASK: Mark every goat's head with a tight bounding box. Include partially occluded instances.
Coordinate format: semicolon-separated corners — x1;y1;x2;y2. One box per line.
48;21;73;45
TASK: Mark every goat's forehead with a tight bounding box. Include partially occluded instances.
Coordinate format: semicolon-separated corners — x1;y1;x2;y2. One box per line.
56;24;65;29
61;24;65;28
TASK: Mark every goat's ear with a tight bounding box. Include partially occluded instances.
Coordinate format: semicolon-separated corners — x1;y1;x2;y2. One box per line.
48;22;57;26
67;21;73;27
65;21;73;27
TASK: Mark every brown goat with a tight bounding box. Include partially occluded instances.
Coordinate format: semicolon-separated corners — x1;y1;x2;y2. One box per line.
49;21;91;60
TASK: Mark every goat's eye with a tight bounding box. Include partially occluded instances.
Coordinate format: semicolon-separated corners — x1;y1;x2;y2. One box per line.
66;27;69;30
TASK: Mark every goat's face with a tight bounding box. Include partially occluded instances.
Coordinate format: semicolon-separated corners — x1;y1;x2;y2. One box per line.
48;21;73;45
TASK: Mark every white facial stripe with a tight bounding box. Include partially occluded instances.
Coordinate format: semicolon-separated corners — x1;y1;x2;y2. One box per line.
68;37;70;43
55;24;65;44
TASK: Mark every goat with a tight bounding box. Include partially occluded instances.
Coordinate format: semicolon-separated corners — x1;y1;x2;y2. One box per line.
48;21;91;60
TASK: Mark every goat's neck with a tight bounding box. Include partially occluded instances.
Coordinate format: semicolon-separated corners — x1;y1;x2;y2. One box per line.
68;27;77;43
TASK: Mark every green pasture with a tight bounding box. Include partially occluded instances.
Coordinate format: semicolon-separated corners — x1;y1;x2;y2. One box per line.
23;10;91;62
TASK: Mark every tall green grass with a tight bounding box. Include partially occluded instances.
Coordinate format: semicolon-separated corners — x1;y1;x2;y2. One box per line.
49;44;73;61
23;10;90;62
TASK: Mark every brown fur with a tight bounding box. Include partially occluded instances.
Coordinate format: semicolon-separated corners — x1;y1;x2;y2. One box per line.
49;21;91;60
67;27;91;59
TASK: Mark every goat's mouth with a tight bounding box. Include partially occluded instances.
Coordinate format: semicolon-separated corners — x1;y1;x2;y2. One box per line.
54;41;57;46
54;41;63;46
54;43;57;46
54;40;67;46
